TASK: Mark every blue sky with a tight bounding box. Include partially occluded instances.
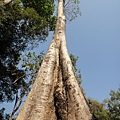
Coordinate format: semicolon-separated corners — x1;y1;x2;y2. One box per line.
1;0;120;114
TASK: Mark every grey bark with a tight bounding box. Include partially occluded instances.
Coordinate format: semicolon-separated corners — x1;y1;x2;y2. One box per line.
16;0;92;119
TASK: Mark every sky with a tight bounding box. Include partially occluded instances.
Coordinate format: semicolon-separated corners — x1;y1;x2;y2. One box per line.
1;0;120;114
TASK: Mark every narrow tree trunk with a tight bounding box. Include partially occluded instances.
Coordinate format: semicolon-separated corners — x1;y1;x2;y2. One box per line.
16;0;92;119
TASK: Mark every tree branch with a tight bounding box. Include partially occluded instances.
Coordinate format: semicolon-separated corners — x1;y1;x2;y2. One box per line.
13;73;26;84
9;90;25;120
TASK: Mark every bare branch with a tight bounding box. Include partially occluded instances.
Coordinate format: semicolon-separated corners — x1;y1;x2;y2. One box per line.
13;73;26;84
9;90;25;120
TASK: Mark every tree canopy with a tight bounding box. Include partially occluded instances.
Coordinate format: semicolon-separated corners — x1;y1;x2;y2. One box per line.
88;98;109;120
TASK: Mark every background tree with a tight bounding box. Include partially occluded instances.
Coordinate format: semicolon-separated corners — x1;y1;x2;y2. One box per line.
88;98;109;120
69;54;82;84
104;86;120;120
87;86;120;120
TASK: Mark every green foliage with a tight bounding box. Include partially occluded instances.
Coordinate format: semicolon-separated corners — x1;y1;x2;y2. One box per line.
69;54;79;71
104;87;120;120
0;1;26;102
21;0;56;31
20;52;44;87
88;87;120;120
88;98;109;120
69;54;82;84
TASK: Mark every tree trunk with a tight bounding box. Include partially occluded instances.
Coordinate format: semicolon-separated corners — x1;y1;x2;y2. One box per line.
0;0;12;5
16;0;92;119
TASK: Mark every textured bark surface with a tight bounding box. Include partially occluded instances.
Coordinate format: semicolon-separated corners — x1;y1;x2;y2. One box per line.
0;0;12;5
16;0;92;119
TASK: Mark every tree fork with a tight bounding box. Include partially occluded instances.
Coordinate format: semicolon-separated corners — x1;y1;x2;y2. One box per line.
16;0;92;119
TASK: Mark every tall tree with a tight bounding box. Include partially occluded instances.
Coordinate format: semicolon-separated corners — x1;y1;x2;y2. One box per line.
16;0;92;119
